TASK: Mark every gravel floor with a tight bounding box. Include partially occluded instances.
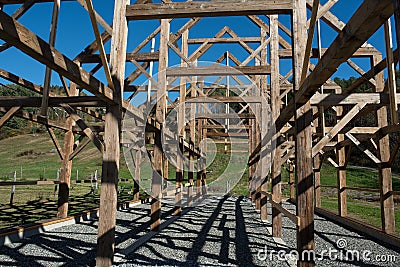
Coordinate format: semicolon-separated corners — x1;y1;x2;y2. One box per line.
0;196;398;266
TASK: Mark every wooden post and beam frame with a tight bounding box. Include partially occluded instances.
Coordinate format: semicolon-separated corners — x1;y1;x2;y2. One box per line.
270;14;282;236
336;87;347;217
196;119;203;202
188;63;196;207
174;28;188;216
293;0;315;266
0;10;116;105
96;0;128;265
259;26;269;222
150;19;169;231
273;0;395;133
373;54;396;235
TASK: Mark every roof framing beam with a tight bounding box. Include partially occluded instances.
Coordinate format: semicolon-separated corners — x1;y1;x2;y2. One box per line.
0;10;115;104
126;1;293;20
275;0;394;131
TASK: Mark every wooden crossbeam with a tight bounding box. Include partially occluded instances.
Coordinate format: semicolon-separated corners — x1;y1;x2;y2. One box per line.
85;0;113;89
279;47;379;58
46;126;64;160
0;106;20;128
280;146;295;166
188;37;260;44
126;1;293;20
69;138;91;161
344;48;399;94
247;15;292;49
77;0;113;35
185;96;261;103
345;133;381;164
78;52;159;63
61;104;104;153
312;102;367;157
310;93;400;106
0;96;105;107
306;0;345;33
306;0;337;28
301;0;319;83
275;0;394;132
40;0;60;117
0;0;36;53
0;10;115;104
347;59;376;87
225;27;262;62
166;66;271;76
0;67;105;121
0;107;68;131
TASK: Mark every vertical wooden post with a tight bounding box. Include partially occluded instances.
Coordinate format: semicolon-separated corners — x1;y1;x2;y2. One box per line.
314;155;322;208
293;0;315;266
336;88;347;217
57;116;73;218
40;0;60;117
249;121;254;199
201;118;207;196
270;14;282;234
384;19;398;124
9;171;16;205
151;18;169;231
187;62;197;207
57;82;77;218
96;0;128;265
163;155;169;192
373;54;396;234
259;26;269;221
196;119;203;202
289;160;295;201
133;150;141;202
174;29;187;216
393;0;400;69
255;115;261;211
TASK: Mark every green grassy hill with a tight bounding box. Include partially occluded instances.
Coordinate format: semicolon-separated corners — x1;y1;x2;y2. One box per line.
0;133;399;235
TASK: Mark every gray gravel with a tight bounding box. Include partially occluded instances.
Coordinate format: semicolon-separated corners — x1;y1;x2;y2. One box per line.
272;202;400;267
0;196;398;266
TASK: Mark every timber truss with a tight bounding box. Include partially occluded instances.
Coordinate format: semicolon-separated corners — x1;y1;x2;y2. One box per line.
0;0;399;266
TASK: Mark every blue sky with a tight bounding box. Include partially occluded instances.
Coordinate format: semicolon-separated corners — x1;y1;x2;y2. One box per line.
0;0;397;101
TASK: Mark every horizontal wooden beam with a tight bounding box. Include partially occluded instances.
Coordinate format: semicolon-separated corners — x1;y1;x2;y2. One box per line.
310;93;400;106
166;66;271;76
126;1;293;20
77;52;159;64
188;37;261;44
0;67;105;121
206;132;248;137
0;96;105;107
0;107;68;131
186;96;261;103
279;47;379;58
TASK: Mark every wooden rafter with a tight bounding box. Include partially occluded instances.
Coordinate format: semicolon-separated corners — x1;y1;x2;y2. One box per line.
0;10;115;104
